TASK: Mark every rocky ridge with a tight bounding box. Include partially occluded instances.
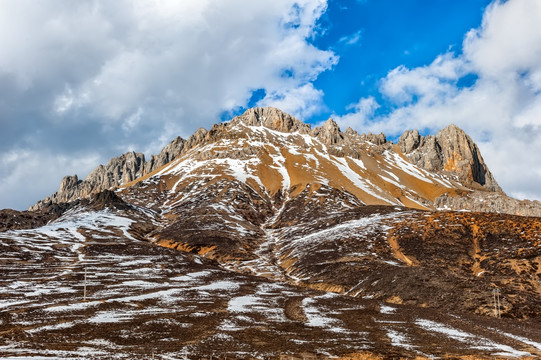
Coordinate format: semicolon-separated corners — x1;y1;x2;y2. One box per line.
29;107;540;217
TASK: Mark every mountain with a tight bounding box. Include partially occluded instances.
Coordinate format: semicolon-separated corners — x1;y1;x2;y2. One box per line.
2;107;541;359
30;107;541;217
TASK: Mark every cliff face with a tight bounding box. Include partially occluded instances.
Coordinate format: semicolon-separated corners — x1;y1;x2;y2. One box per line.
144;136;186;174
398;125;502;192
235;106;311;134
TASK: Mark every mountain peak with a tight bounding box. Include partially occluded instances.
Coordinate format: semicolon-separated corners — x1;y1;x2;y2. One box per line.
398;125;502;192
234;107;311;134
312;117;344;144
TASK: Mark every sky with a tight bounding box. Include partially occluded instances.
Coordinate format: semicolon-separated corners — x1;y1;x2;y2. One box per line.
1;0;540;210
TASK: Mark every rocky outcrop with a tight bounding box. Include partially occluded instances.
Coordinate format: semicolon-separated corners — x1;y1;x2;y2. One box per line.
235;107;311;134
1;208;60;232
435;191;541;217
358;132;387;145
30;131;197;210
31;151;147;210
88;189;132;211
145;136;186;174
312;119;386;147
312;118;344;144
398;124;502;192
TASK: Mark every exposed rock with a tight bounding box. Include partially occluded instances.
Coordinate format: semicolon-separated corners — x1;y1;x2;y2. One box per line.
358;132;387;145
345;127;358;136
30;108;535;218
145;136;186;174
398;124;501;192
1;202;76;231
398;129;421;153
30;151;146;210
234;107;311;134
312;118;344;144
437;125;500;192
435;191;541;217
0;209;56;232
401;135;443;172
184;127;209;149
87;189;132;211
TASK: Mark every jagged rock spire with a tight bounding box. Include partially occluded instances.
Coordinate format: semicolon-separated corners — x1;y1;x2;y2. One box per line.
234;107;311;134
30;108;504;211
311;118;344;144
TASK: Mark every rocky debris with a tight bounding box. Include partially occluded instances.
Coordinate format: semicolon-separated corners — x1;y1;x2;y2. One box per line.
4;204;540;358
263;193;541;319
435;191;541;217
234;106;311;134
1;202;75;231
2;190;133;231
398;125;501;192
0;209;55;232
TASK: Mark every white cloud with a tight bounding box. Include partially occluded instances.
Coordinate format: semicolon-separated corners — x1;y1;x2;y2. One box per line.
463;0;541;77
333;97;379;130
45;0;336;125
337;0;541;200
0;0;335;209
339;30;362;46
257;83;326;119
379;53;467;105
0;149;100;210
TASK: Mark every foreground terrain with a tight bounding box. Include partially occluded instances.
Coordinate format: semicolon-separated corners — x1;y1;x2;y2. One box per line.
1;199;540;359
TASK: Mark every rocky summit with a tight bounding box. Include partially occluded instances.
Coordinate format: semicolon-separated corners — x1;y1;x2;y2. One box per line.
1;107;541;359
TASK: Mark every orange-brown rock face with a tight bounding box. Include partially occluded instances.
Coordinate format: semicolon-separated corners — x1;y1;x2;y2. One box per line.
398;124;502;193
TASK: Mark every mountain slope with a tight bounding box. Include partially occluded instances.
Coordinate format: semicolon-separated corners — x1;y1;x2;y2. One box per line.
1;192;541;359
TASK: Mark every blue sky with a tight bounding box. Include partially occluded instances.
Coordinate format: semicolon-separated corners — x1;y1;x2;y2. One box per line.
1;0;541;209
311;0;490;123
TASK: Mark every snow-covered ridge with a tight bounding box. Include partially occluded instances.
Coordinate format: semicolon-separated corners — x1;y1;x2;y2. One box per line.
141;121;465;212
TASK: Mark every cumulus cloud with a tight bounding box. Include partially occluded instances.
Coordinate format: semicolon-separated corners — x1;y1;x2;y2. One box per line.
336;0;541;200
0;0;335;209
257;83;326;119
332;97;379;130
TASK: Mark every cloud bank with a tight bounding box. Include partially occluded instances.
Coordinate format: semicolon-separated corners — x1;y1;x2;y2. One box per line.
0;0;336;209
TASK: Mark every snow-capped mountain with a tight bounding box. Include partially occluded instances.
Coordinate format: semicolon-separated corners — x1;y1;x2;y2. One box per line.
2;107;541;359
